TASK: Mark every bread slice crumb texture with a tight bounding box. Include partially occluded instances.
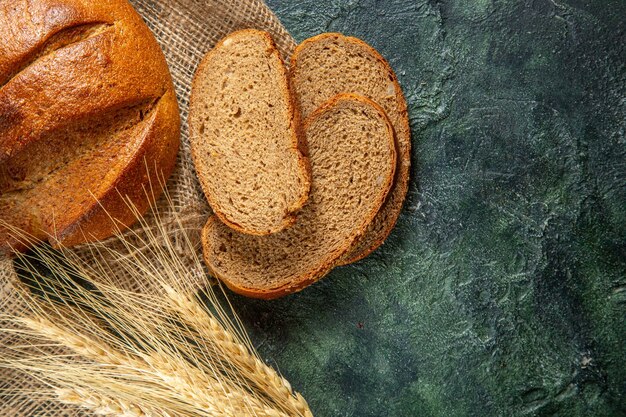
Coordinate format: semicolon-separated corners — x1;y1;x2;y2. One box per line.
290;33;411;264
202;94;396;299
189;29;310;236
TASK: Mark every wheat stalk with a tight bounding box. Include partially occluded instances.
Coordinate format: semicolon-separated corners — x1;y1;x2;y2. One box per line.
56;388;155;417
162;285;313;417
0;191;313;417
4;279;294;417
17;315;285;417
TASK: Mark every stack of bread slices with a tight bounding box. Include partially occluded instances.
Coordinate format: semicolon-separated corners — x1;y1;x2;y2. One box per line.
189;30;410;299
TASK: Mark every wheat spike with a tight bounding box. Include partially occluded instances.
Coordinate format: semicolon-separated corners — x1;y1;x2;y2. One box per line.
162;285;313;417
0;181;313;417
56;388;154;417
18;313;288;417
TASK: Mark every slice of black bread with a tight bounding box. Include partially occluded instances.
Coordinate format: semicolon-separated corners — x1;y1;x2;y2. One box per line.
202;94;396;298
189;29;310;236
290;33;411;264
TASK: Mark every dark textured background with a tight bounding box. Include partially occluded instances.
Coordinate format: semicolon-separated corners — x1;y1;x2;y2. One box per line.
231;1;626;416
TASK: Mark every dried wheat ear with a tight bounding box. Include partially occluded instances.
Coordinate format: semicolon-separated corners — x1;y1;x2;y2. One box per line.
0;197;313;417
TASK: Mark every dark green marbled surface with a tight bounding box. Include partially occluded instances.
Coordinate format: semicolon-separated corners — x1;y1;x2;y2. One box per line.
230;1;626;416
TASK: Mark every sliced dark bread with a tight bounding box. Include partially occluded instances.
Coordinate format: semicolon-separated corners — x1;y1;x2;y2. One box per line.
189;29;310;236
202;94;396;299
290;33;411;264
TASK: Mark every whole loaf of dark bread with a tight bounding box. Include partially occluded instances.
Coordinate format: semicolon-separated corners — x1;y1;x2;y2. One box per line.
0;0;180;253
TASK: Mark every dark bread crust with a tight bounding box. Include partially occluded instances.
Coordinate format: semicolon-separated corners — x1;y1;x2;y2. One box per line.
0;0;180;253
201;93;397;299
290;33;411;265
189;29;311;236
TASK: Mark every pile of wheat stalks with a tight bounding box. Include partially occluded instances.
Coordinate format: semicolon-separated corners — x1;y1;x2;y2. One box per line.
0;205;312;417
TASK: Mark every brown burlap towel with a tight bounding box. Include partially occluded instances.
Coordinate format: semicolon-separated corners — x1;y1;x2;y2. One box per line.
0;0;295;415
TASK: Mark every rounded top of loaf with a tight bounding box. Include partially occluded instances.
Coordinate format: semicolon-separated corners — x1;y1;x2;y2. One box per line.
0;0;181;253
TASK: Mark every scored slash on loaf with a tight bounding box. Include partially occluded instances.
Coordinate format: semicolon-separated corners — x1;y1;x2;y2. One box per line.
189;29;311;236
201;94;397;299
